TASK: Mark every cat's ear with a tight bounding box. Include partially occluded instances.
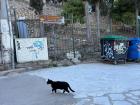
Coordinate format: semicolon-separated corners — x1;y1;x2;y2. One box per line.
48;79;50;81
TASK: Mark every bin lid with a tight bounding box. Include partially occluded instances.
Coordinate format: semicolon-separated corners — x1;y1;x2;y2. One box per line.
129;38;140;41
101;35;128;40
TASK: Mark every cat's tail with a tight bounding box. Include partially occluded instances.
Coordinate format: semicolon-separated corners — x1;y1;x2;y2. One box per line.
68;85;75;92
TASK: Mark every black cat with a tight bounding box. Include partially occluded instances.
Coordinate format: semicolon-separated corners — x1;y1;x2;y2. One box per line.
47;79;75;93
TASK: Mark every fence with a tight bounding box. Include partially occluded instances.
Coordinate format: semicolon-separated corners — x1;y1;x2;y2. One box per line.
0;16;137;71
11;16;137;63
13;19;98;61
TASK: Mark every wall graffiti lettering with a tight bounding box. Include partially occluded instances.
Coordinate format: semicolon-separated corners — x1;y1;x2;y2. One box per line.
27;41;45;59
26;46;33;49
30;50;38;59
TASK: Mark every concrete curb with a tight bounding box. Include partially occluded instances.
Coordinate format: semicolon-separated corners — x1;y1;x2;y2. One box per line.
0;67;34;76
0;60;101;77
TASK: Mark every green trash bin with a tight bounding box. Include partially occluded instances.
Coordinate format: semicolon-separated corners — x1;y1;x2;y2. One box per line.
100;35;128;64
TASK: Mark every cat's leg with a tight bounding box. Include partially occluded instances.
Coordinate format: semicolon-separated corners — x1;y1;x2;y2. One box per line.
54;89;57;93
52;88;55;93
63;90;65;93
65;88;69;93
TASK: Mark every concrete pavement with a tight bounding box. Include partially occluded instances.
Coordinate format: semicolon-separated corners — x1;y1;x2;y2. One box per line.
1;73;140;105
0;74;76;105
92;90;140;105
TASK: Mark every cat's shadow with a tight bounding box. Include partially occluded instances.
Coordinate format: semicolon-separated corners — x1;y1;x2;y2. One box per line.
50;91;74;96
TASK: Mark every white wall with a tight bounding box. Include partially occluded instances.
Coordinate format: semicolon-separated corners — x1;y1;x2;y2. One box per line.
15;38;49;63
1;0;14;64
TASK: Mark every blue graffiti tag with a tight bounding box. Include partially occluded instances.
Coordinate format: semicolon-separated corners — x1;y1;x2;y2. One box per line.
33;41;44;50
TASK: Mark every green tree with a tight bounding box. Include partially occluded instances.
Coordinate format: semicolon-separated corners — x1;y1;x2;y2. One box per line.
62;0;85;23
100;0;114;33
105;0;114;33
86;0;115;36
112;0;135;22
124;0;140;36
134;0;140;36
112;0;140;23
30;0;44;14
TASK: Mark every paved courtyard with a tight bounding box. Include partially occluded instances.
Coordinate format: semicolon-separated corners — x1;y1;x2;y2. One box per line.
1;63;140;105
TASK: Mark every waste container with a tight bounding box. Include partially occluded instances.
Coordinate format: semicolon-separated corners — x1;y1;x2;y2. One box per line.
100;35;128;64
127;38;140;60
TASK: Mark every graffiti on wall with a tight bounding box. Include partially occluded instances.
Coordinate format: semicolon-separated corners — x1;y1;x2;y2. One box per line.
104;42;114;59
15;38;48;63
25;41;45;59
33;41;44;50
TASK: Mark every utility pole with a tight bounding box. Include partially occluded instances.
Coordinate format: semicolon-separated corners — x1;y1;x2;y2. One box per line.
1;0;15;69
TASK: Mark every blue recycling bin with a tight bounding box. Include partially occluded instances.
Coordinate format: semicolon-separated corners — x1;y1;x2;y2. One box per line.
127;38;140;60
